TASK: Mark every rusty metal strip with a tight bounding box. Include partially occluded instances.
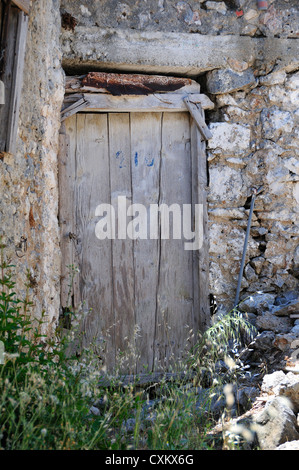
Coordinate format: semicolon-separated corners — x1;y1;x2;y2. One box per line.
81;72;192;95
66;72;193;96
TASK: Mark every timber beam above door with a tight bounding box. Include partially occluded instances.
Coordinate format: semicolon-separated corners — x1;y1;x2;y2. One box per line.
61;92;214;117
61;72;214;138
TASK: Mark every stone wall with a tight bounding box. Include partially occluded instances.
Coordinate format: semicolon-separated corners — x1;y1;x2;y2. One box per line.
206;68;299;313
60;0;298;38
0;0;64;334
1;0;298;335
60;0;299;316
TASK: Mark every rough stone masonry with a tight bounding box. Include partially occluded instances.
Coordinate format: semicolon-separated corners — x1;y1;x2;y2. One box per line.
0;0;298;340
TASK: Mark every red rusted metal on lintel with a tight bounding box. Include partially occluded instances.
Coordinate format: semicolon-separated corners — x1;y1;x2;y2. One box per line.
81;72;192;96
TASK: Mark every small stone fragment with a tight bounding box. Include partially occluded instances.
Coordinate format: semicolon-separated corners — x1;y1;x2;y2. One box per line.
205;1;227;15
239;293;276;314
259;71;287;86
244;9;259;21
250;257;265;275
261;107;294;140
227;58;249;73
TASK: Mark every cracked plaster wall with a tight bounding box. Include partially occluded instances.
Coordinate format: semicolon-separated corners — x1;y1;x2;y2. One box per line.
0;0;64;334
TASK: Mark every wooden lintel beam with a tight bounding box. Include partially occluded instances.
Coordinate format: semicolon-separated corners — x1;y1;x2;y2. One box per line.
11;0;30;15
6;11;29;154
62;92;214;116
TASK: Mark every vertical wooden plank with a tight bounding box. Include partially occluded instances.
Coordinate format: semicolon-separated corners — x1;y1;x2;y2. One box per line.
60;107;210;375
0;7;28;153
130;112;162;374
108;113;136;372
154;112;194;371
0;2;2;61
0;3;18;151
75;113;115;368
59;117;77;308
191;116;210;331
0;1;4;105
6;10;28;154
190;118;199;337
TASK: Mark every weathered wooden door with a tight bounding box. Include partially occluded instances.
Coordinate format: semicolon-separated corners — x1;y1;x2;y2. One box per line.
59;88;211;375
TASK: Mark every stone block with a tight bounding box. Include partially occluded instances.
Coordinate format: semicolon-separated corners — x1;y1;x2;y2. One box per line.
268;86;299;109
279;372;299;411
205;1;227;15
261;371;290;395
244;9;259;21
254;396;299;450
250;256;265;275
208;166;244;206
273;334;296;351
256;312;292;334
207;122;251;155
261;106;294;140
272;300;299;317
206;68;257;94
208;207;245;220
244;264;258;282
239;293;276;313
286;72;299;90
259;70;286;86
61;28;299;77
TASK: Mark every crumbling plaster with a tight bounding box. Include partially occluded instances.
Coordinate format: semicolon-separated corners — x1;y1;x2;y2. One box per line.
0;0;64;333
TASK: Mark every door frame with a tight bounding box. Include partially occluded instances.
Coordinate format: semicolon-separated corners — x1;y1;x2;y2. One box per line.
58;73;213;376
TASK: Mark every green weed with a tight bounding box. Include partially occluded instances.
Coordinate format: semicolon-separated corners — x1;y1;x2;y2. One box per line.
0;243;256;450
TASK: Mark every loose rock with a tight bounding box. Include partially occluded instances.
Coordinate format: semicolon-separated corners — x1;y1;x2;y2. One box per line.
256;312;292;334
254;396;299;450
239;293;276;314
276;440;299;450
272;300;299;317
